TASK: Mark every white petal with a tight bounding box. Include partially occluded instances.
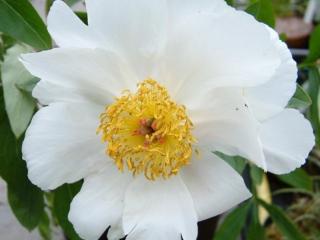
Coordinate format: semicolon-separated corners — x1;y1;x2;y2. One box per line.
107;222;125;240
123;176;197;240
69;166;131;240
21;48;136;105
168;0;228;27
86;0;167;79
190;88;266;169
47;0;104;49
160;6;281;99
260;109;315;174
181;149;251;221
22;102;106;190
245;26;297;121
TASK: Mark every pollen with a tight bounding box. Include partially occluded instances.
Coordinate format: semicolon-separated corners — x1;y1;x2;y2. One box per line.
97;79;196;180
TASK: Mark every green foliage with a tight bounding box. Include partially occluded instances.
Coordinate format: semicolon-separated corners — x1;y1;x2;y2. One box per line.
38;211;52;240
277;169;313;191
0;90;44;231
258;199;306;240
307;67;320;146
225;0;234;6
246;0;275;28
214;201;251;240
250;165;264;185
305;25;320;63
1;44;37;138
214;151;247;174
287;84;312;110
0;0;51;50
75;11;88;24
247;202;266;240
53;182;83;240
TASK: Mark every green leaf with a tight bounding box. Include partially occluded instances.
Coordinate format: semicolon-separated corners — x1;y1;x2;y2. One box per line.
214;151;247;174
247;202;265;240
7;182;44;231
225;0;234;6
307;67;320;146
15;77;39;93
277;168;313;191
250;165;264;185
0;0;51;50
246;0;275;28
287;84;312;110
1;44;37;138
0;90;44;231
53;182;83;240
258;199;306;240
65;0;82;6
214;201;251;240
305;25;320;63
75;11;88;24
38;211;52;240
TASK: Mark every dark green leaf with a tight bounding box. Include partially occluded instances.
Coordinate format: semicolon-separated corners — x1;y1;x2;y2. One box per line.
53;182;83;240
305;25;320;63
225;0;234;6
75;11;87;24
0;90;44;231
7;183;44;231
38;211;52;240
277;168;313;191
214;151;247;174
214;201;251;240
307;67;320;146
258;199;306;240
65;0;82;6
247;202;265;240
246;0;275;28
0;0;51;50
287;84;312;110
1;44;37;138
250;165;264;185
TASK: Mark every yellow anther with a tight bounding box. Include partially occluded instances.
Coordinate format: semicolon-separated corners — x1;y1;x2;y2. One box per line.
97;79;195;180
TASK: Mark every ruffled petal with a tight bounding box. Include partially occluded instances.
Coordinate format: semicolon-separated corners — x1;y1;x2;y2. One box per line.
260;109;315;174
181;149;251;221
190;88;266;169
21;48;136;105
160;4;281;99
244;26;297;121
86;0;167;80
47;0;104;49
22;102;106;190
123;176;197;240
69;165;131;240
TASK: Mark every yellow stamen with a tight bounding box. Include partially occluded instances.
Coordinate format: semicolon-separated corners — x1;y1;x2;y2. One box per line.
97;79;195;180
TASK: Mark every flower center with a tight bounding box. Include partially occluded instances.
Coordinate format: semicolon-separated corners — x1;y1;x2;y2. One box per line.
98;79;195;180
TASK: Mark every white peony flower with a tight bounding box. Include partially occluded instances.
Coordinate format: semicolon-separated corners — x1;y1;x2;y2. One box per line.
21;0;314;239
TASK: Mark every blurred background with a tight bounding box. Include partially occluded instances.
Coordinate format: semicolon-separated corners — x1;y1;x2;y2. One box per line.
0;0;320;239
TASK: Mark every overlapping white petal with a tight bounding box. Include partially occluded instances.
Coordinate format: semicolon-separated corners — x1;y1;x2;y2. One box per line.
69;166;131;240
181;149;251;221
189;88;266;169
47;0;104;49
160;5;281;98
245;26;297;121
259;109;314;174
122;176;198;240
22;102;106;190
86;0;168;80
21;48;136;105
